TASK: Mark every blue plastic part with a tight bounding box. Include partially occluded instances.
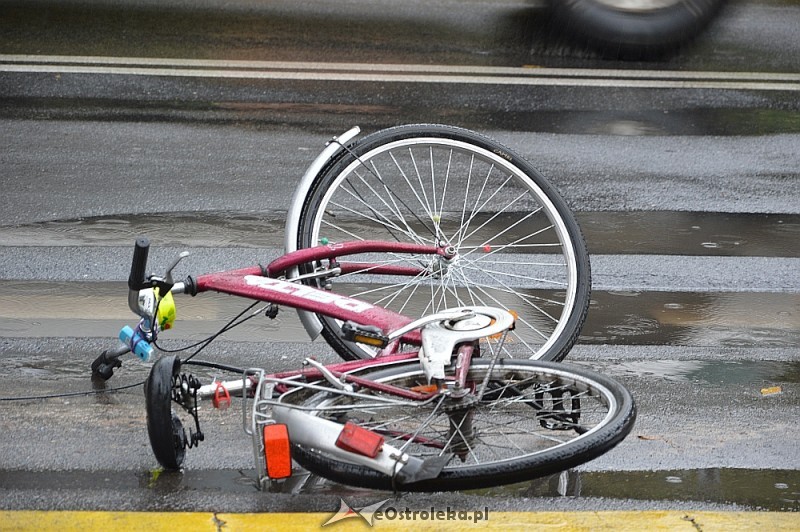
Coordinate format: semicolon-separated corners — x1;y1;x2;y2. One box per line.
119;325;154;362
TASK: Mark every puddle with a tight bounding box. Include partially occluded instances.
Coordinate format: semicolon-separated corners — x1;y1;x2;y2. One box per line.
0;281;796;349
2;467;796;510
281;468;800;511
0;211;797;257
600;359;800;387
579;212;800;257
0;280;307;345
225;467;800;512
582;291;800;348
0;212;284;248
472;468;800;511
490;109;800;137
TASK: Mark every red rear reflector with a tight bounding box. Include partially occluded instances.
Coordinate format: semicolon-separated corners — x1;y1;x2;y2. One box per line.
335;422;384;458
263;424;292;479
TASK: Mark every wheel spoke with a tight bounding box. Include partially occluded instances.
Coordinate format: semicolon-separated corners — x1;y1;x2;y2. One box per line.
286;359;633;491
299;127;588;362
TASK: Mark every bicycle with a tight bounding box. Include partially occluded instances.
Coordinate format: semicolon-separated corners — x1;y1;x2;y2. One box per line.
93;124;634;491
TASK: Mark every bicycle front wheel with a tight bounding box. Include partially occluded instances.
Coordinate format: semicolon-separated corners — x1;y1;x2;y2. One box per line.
286;359;635;491
297;124;590;361
144;355;186;470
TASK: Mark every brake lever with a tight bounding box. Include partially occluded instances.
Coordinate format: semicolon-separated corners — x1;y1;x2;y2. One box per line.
164;251;190;285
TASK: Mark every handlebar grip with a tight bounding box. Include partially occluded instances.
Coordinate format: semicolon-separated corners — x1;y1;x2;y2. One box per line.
128;237;150;290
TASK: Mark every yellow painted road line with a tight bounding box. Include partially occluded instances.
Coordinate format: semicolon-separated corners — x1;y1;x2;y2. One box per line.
1;511;799;531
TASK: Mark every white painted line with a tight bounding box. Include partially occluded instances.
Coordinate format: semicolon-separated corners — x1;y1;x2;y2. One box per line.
1;54;799;90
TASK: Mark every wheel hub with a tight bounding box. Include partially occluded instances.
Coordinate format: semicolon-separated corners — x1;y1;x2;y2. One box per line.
430;243;458;278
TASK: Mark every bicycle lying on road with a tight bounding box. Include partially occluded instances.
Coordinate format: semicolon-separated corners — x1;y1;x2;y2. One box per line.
92;124;635;491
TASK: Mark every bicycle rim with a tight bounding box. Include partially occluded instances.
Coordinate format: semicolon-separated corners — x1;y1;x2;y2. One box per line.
298;125;590;361
286;359;635;491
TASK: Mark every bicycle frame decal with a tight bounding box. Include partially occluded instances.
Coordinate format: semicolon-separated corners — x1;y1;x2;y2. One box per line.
195;267;419;341
244;275;372;313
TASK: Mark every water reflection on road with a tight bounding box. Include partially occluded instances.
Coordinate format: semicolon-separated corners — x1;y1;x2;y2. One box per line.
583;290;800;349
477;468;800;512
0;281;797;350
5;466;795;511
1;211;797;256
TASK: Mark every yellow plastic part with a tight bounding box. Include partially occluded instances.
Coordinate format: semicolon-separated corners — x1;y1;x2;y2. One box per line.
155;288;176;331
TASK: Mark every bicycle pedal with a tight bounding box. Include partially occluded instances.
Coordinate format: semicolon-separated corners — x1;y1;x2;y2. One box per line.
340;322;389;348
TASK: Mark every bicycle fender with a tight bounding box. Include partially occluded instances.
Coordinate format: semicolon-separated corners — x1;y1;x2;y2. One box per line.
283;126;362;340
273;403;425;479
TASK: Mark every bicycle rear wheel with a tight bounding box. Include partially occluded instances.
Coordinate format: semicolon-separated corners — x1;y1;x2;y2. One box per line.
286;358;635;491
297;124;590;362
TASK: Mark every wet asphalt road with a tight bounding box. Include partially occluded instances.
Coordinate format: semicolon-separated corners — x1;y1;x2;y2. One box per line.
1;0;799;515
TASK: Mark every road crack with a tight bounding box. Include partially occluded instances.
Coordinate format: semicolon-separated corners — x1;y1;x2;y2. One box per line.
213;513;227;531
682;514;703;531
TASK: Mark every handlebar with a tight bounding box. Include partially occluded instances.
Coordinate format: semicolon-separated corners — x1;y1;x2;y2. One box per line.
127;238;192;319
128;237;150;291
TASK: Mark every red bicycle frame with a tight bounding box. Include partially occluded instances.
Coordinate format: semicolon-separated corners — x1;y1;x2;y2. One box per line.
192;240;454;349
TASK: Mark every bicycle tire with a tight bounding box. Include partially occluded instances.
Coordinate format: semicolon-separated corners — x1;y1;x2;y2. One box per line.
286;358;635;491
297;124;590;362
144;355;186;469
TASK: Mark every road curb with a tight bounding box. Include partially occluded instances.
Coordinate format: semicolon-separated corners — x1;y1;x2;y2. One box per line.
1;510;798;530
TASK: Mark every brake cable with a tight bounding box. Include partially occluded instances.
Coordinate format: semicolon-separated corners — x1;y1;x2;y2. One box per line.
0;300;270;402
0;380;145;402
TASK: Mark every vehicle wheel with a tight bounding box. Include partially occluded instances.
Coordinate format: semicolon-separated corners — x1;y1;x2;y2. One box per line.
550;0;727;59
145;355;186;469
286;358;636;491
297;124;591;362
